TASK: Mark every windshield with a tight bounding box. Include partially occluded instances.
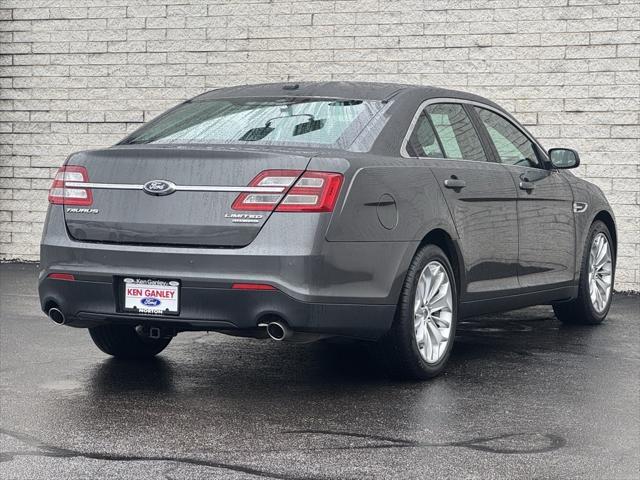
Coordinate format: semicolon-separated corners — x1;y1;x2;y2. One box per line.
121;97;385;149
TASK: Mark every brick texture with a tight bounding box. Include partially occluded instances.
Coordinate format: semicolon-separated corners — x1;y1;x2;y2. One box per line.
1;0;638;291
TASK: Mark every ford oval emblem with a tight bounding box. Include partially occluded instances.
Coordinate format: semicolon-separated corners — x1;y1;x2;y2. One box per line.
141;297;161;307
143;180;176;196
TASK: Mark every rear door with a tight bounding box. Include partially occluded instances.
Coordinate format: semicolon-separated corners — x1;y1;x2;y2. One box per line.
63;146;311;247
404;102;520;299
472;106;576;288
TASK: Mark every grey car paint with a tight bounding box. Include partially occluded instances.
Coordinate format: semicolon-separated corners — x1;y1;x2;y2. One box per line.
38;81;616;338
63;146;313;247
503;164;576;288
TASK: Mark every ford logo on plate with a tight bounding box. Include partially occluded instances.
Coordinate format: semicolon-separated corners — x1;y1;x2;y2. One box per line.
141;297;161;307
143;180;176;196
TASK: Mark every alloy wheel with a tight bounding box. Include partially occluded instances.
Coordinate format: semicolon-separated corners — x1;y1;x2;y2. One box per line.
588;233;612;313
414;261;454;364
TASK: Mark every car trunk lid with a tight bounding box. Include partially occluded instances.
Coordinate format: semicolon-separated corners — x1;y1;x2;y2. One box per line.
62;146;312;247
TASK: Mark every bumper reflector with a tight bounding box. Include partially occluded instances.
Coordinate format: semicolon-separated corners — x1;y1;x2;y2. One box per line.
48;273;75;281
231;283;276;291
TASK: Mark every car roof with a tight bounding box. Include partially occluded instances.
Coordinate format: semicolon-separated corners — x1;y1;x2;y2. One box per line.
194;81;504;110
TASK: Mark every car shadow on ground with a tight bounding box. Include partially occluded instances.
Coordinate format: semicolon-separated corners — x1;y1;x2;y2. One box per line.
83;302;596;395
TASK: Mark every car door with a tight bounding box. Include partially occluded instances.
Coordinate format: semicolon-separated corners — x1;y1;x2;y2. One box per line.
472;106;576;289
404;101;520;300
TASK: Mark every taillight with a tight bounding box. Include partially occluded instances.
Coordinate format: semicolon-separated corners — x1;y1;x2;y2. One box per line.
48;166;93;206
232;170;343;212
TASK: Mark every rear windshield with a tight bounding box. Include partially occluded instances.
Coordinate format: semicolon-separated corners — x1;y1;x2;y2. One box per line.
121;97;385;149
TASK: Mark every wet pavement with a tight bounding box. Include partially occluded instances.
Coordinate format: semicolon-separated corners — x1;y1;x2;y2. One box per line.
1;263;638;479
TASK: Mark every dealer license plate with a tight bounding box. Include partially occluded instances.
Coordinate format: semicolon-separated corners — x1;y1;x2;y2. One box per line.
123;278;179;314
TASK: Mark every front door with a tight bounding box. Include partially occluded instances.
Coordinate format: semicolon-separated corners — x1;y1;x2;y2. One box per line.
405;102;520;300
472;106;576;288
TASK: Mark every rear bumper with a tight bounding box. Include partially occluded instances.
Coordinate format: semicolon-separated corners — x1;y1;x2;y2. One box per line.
38;276;395;339
39;206;415;339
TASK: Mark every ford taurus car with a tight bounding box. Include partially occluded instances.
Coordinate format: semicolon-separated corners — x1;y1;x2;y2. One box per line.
38;82;616;379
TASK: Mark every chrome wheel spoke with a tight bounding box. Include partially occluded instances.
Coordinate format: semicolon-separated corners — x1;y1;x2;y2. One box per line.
415;322;426;346
425;269;443;303
590;286;598;307
595;238;607;265
427;321;443;344
430;281;450;308
596;257;609;272
430;289;451;312
433;320;450;342
595;276;607;291
424;328;433;361
432;312;452;329
426;326;439;362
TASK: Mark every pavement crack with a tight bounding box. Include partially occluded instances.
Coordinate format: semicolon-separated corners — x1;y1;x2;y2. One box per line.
282;429;566;455
0;428;324;480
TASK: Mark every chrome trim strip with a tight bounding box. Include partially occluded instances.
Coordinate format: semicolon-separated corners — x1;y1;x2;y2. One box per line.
67;182;142;190
66;182;285;193
175;185;285;193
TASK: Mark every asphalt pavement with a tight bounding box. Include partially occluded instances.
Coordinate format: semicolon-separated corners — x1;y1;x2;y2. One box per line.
1;263;638;479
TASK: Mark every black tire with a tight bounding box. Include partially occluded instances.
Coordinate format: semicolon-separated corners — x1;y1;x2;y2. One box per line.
89;325;171;359
553;220;615;325
379;244;458;380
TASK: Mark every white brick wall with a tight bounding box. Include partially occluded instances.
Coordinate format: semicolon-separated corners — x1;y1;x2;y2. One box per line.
1;0;638;291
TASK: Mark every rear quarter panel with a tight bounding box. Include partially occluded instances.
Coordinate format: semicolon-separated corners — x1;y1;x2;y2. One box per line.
320;155;457;243
314;154;460;306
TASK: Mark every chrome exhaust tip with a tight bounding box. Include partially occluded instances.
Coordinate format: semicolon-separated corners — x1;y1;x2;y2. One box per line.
264;321;290;341
48;307;66;326
258;320;329;343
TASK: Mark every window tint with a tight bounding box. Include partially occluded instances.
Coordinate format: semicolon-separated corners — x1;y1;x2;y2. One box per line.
425;104;487;162
474;107;540;167
122;97;385;149
406;112;444;158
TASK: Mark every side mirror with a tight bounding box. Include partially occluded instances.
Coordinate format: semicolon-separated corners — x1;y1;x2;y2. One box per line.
549;148;580;169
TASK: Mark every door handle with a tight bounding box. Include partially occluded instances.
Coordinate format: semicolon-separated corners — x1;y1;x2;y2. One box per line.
444;178;466;189
519;180;535;191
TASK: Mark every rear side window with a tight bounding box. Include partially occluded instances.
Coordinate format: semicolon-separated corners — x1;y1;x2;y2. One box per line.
474;107;540;168
405;103;487;162
425;104;487;162
406;112;444;158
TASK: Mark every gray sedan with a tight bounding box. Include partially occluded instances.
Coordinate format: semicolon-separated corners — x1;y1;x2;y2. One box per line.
39;81;616;379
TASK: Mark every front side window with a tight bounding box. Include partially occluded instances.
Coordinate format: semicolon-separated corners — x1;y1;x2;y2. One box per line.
122;97;385;150
474;107;540;168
